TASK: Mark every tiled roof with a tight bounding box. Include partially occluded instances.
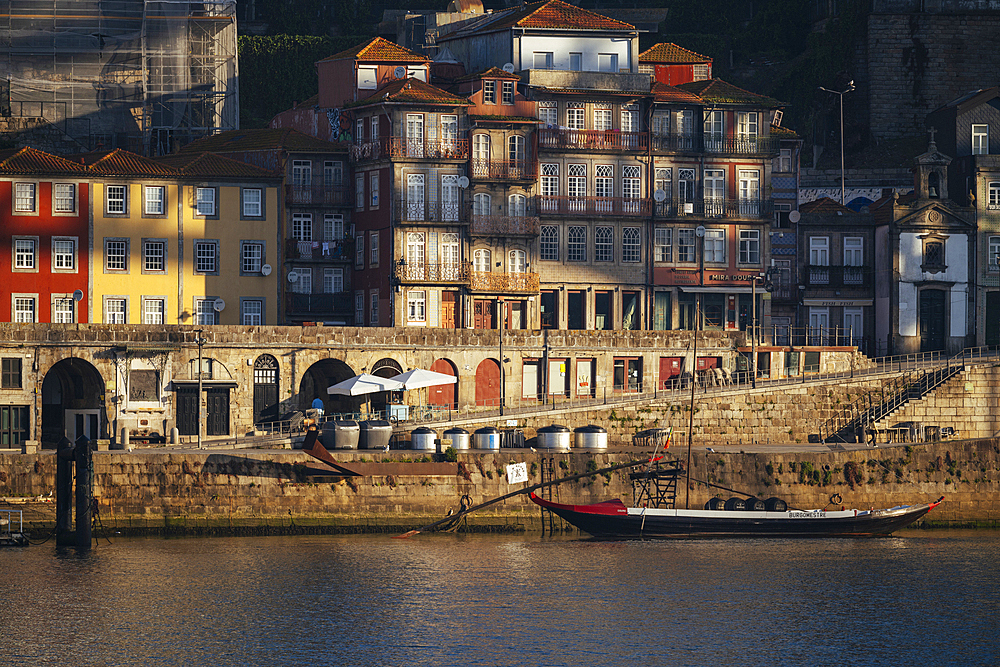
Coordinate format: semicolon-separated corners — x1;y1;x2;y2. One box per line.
80;149;180;177
444;0;633;38
456;66;521;82
640;43;711;64
154;152;281;179
320;37;430;63
651;82;702;104
0;146;86;174
800;197;854;214
349;77;471;107
770;123;799;138
675;79;783;107
179;128;347;154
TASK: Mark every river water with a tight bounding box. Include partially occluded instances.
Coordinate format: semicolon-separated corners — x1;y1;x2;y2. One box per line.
1;530;997;666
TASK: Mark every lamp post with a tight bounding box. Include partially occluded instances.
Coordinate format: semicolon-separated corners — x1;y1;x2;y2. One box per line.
819;80;855;206
749;268;776;389
195;332;207;449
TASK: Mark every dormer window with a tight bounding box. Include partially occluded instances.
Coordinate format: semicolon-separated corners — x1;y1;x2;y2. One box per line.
693;64;710;81
407;67;426;82
358;67;377;90
483;80;496;105
501;81;514;105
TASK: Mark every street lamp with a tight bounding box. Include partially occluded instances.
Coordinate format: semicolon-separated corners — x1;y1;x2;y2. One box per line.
818;80;855;206
195;332;207;449
750;268;777;389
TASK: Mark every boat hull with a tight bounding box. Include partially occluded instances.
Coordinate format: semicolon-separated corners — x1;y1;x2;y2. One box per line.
529;494;942;539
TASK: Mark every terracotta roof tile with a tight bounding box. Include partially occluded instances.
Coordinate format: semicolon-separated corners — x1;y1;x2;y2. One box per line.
179;128;347;154
456;66;521;81
770;123;799;138
320;37;430;63
445;0;633;37
80;149;180;177
800;197;854;214
153;152;281;179
349;77;471;107
651;81;703;104
0;146;86;174
640;43;711;64
675;78;783;107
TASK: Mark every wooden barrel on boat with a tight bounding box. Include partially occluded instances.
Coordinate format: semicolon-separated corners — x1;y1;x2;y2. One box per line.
724;497;747;511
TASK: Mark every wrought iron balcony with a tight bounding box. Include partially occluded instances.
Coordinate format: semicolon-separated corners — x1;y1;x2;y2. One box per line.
470;214;540;236
285;180;351;207
469;158;537;180
653;197;773;220
651;133;780;156
350;137;469;161
469;270;540;293
393;199;466;224
805;265;871;287
285;237;352;260
538;128;649;151
393;260;471;283
284;291;353;316
536;195;651;217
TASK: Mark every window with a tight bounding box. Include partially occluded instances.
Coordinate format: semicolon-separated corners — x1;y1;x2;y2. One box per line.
473;193;491;216
53;298;74;324
704;169;725;215
704;229;725;263
14;183;35;212
194;187;215;216
145;186;165;215
844;237;864;266
406;232;425;270
242;299;263;325
594;106;613;132
473;134;490;163
441;233;460;279
483;80;496;104
143;298;165;324
923;238;945;271
540;225;559;261
567;103;585;130
655;168;671;203
533;52;553;69
738;170;761;215
407;290;426;322
105;239;127;272
370;291;379;324
53;183;75;213
989;236;1000;271
704;110;724;151
623;165;641;211
597;53;618;72
508;135;525;163
370;172;379;208
678;229;696;262
473;249;491;273
639;64;654;75
13;297;34;322
569;52;582;71
775;148;792;173
106;185;126;214
655;228;672;262
972;124;989;155
441;115;458;149
621;105;638;134
144;240;166;272
194;241;217;274
739;229;760;264
370;231;379;266
2;358;22;388
501;81;514;105
358;67;377;89
809;236;829;266
595;164;614;204
371;116;379;142
355;175;364;210
242;242;263;274
693;64;710;81
540;163;559;206
355;234;364;267
324;161;343;187
508;194;527;217
568;164;586;207
989;182;1000;210
14;239;35;269
736;112;759;141
595;226;613;262
195;298;217;325
243;188;262;217
538;102;557;126
289;159;310;187
622;227;640;262
324;268;344;293
568;226;587;261
509;249;526;273
105;298;126;324
324;214;344;240
292;213;312;241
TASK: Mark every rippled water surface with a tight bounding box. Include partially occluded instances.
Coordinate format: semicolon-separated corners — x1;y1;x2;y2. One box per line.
1;531;998;666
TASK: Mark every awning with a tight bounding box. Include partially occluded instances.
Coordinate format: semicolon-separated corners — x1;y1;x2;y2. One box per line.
802;299;873;307
679;286;754;294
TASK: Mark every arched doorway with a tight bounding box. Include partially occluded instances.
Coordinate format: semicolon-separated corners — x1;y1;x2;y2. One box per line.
919;289;947;352
253;355;279;424
370;358;403;415
475;358;501;407
429;358;458;408
299;358;358;416
41;358;106;447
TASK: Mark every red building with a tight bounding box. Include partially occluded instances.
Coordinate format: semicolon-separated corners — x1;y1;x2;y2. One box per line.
639;43;712;86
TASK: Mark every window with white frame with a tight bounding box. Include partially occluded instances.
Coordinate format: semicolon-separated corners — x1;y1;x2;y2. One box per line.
358;67;377;90
540;163;559;204
655;168;671;201
775;148;792;173
371;115;378;142
704;169;726;213
145;186;165;215
473;134;490;163
693;64;710;81
105;298;126;324
13;297;35;322
677;228;695;262
53;297;74;323
14;183;35;212
533;52;553;69
736;112;758;141
844;236;864;266
540;225;559;261
508;194;527;217
567;164;586;203
972;124;989;156
355;292;364;324
990;236;1000;270
143;298;165;324
243;188;262;217
622;227;640;262
195;298;217;325
501;80;514;105
355;174;364;209
406;232;425;269
144;240;165;272
655;228;672;262
53;239;75;270
292;213;312;241
370;291;379;324
567;103;585;130
704;110;723;151
441;233;460;279
242;242;263;274
53;183;75;213
809;236;830;265
597;53;618;72
242;299;263;325
194;241;217;273
105;239;127;271
324;267;344;293
568;226;586;261
407;290;426;322
324;214;344;240
739;229;760;264
370;231;379;266
292;160;311;186
355;118;364;143
370;172;379;208
509;249;526;273
474;248;491;273
623;165;641;210
195;187;215;216
538;101;557;126
639;63;654;75
989;182;1000;210
355;234;364;267
704;229;725;263
106;185;126;214
621;105;638;134
483;80;496;105
595;226;614;262
14;239;35;269
292;267;312;294
508;135;525;163
594;105;613;132
473;192;491;216
595;164;613;201
324;161;343;187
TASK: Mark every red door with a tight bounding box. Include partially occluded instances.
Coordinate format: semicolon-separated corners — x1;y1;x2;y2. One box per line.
474;299;494;329
429;359;457;408
659;356;683;388
475;359;501;407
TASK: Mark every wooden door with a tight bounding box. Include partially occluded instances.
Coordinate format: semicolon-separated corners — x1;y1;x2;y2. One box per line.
176;386;198;435
429;359;457;408
206;387;230;436
919;289;946;351
475;359;501;407
441;291;457;328
474;299;493;329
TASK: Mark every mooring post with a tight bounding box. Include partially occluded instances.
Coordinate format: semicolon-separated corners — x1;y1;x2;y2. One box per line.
74;434;92;549
55;436;74;546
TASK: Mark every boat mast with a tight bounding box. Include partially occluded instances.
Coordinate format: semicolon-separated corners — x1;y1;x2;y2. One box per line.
686;226;705;509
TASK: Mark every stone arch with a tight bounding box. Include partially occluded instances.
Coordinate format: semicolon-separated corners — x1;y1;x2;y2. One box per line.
369;357;403;415
253;354;280;424
475;358;501;407
429;358;458;409
299;358;358;415
41;357;107;447
370;357;403;378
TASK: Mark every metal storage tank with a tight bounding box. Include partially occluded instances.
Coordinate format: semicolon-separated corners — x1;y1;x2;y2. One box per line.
410;427;437;451
472;426;501;450
537;424;571;451
574;425;608;450
442;427;471;451
359;420;392;450
331;420;359;450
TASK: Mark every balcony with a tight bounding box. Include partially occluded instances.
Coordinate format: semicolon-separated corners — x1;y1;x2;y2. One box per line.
536;195;651;217
285;180;351;207
806;265;871;287
393;261;471;283
350;137;469;162
469;158;537;181
538;128;648;152
285;291;353;317
469;270;540;293
653;197;773;220
651;133;780;156
285;237;352;260
470;214;540;236
393;199;466;224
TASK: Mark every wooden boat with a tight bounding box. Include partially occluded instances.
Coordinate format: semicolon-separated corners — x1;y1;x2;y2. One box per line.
529;493;944;539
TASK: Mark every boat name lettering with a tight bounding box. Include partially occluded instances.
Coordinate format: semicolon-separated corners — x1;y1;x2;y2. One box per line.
789;511;824;518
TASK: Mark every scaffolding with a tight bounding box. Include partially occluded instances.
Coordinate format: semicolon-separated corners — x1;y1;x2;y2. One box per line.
0;0;238;155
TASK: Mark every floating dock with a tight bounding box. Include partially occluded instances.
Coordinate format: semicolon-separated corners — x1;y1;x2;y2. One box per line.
0;509;28;546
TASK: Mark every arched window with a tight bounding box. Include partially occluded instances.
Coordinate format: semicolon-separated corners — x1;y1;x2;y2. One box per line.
473;134;490;160
508;194;527;217
508;135;525;162
474;248;491;273
509;249;526;273
473;192;491;216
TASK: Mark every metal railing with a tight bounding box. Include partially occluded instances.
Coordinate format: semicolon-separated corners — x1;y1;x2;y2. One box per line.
470;214;540;236
393;199;466;223
653;197;773;220
350;137;470;161
393;260;471;283
536;195;651;217
285;237;352;260
285;182;351;207
538;128;649;151
805;265;870;287
469;270;540;293
470;158;537;180
652;133;779;155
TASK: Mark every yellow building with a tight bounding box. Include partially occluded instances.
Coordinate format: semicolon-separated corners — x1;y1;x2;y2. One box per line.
88;149;282;325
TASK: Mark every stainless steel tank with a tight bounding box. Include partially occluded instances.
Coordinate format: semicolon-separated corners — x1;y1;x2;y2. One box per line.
410;426;437;451
442;427;470;451
537;424;571;451
472;426;501;450
331;420;359;450
359;420;392;450
574;425;608;450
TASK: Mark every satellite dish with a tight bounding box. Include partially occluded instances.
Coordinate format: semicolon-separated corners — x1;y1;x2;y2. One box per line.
696;225;706;238
287;270;298;283
653;189;667;202
72;289;84;302
502;63;515;74
457;176;470;189
394;66;406;79
788;210;801;223
213;298;226;312
261;263;272;276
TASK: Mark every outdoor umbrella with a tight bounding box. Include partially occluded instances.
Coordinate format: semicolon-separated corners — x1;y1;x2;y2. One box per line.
388;368;458;390
327;373;405;416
